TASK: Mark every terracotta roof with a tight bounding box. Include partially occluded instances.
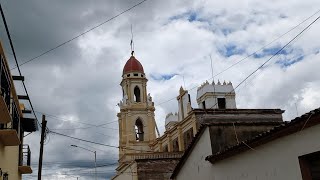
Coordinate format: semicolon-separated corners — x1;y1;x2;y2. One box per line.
123;56;144;74
205;107;320;164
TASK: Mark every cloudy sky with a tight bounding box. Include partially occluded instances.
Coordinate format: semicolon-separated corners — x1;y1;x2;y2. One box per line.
1;0;320;179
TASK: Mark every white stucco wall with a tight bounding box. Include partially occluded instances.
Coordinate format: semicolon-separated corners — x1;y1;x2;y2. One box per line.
175;124;320;180
176;128;213;180
211;124;320;180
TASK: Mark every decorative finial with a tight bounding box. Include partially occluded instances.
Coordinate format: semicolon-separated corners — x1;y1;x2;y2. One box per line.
217;79;221;85
179;86;185;95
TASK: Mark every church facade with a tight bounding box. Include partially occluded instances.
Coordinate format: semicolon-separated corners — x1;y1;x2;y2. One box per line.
112;54;285;180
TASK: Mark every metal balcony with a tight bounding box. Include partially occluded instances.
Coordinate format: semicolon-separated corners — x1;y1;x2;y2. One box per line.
18;144;33;174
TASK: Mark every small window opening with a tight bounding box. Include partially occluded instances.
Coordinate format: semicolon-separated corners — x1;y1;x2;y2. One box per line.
135;119;144;141
202;101;206;109
134;86;141;102
299;151;320;180
127;74;130;77
141;74;144;77
134;73;138;76
218;98;226;109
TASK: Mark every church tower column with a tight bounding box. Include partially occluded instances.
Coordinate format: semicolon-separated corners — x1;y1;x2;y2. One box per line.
117;53;157;163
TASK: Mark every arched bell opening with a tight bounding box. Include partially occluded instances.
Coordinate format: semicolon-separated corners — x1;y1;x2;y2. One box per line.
134;86;141;102
135;118;144;141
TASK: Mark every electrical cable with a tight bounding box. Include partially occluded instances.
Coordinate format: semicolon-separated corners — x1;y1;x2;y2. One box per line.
9;7;319;138
36;110;118;127
49;130;119;148
49;129;154;152
10;0;149;69
0;3;40;129
155;9;320;107
206;14;320;110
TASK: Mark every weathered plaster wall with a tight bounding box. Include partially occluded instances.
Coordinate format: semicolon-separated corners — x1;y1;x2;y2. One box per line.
113;163;138;180
209;124;279;154
137;159;180;180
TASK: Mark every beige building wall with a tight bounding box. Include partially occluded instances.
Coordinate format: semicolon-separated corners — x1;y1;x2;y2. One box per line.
113;162;138;180
0;41;34;180
0;141;22;180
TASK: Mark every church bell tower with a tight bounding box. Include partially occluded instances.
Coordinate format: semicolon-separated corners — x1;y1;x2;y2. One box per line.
117;53;156;162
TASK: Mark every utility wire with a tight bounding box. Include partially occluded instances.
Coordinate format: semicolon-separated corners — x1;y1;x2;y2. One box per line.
50;130;119;148
49;130;154;153
0;3;40;127
36;110;118;127
11;0;148;70
12;8;320;133
232;15;320;93
155;9;320;107
206;15;320;110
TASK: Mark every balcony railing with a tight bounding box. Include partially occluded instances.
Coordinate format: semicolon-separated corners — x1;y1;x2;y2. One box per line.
0;53;12;124
21;144;31;166
18;144;32;174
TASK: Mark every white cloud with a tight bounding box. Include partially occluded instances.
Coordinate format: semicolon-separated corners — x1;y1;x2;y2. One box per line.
2;0;319;179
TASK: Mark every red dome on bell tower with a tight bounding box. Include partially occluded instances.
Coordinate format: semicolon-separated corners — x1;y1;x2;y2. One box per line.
123;55;144;75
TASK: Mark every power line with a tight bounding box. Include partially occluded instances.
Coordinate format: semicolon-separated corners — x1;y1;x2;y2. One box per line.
10;0;148;70
36;110;118;127
7;7;318;136
50;130;119;148
205;15;320;110
155;9;320;107
49;130;154;153
0;2;40;128
232;15;319;93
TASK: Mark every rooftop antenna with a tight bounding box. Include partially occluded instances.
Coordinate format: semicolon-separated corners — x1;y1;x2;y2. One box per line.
210;54;214;82
209;54;216;108
130;24;135;56
295;103;299;117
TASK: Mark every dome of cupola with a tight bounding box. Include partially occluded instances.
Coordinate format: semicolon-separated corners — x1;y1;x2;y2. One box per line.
123;55;144;75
